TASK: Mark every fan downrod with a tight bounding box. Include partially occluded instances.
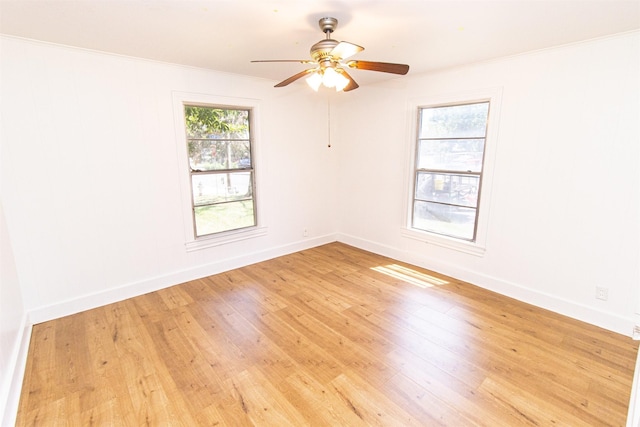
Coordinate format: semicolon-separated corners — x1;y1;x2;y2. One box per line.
310;17;340;62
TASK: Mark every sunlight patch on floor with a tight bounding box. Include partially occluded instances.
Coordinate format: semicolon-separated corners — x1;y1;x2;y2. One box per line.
371;264;449;288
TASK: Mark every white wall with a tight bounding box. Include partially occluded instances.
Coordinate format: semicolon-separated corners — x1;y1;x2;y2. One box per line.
335;31;640;335
0;38;342;420
0;36;339;318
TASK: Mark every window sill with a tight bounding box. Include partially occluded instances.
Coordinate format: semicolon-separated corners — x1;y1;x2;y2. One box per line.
401;227;486;257
186;226;268;252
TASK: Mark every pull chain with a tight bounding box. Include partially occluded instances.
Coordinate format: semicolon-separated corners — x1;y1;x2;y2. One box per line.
327;96;331;148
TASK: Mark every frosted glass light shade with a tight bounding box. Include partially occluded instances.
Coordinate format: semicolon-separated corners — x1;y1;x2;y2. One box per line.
306;68;350;92
306;72;322;91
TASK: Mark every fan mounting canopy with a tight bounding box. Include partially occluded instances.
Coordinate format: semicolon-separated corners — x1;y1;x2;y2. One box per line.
318;17;338;34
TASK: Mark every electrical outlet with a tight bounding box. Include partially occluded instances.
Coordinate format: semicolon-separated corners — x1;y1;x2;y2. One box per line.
303;228;308;237
595;286;608;301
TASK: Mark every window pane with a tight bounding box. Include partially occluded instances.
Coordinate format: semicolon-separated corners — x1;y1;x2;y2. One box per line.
419;102;489;139
192;172;253;207
415;172;479;208
194;200;256;236
184;106;249;139
412;200;476;240
188;139;251;171
417;138;484;172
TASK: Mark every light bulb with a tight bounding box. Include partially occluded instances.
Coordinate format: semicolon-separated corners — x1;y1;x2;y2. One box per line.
305;72;322;91
322;67;339;88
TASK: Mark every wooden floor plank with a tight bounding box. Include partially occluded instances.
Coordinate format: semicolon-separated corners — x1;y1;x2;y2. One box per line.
278;370;367;426
16;242;638;426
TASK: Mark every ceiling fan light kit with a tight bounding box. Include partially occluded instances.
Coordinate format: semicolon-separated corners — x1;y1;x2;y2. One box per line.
306;66;350;91
252;17;409;92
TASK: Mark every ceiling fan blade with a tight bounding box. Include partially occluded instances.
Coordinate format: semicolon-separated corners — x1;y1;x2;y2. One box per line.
346;60;410;75
330;41;364;60
337;69;359;92
251;59;315;64
274;68;316;87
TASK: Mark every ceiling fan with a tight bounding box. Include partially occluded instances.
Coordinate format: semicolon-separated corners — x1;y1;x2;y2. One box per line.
251;17;410;92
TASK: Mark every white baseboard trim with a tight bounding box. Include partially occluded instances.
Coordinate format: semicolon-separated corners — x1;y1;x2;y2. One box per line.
0;314;32;427
29;234;338;324
336;233;635;337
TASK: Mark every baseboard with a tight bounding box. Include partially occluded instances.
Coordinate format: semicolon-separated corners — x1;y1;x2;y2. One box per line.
29;231;633;335
29;234;338;324
0;314;32;427
337;233;635;337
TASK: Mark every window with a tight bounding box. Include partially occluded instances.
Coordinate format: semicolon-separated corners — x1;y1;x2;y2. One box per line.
411;101;490;242
184;104;256;238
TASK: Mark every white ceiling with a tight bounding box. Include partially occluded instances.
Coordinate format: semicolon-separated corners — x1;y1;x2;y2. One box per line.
1;1;639;87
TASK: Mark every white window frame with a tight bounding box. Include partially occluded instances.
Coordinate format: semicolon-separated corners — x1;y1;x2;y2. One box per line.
402;88;502;256
173;92;267;251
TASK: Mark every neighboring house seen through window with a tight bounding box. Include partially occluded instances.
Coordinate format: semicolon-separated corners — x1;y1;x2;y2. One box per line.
184;105;256;238
411;101;490;241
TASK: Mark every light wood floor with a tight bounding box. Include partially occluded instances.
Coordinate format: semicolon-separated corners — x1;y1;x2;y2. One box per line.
17;243;638;426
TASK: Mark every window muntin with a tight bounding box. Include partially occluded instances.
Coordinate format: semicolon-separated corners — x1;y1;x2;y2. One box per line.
412;101;489;241
184;105;256;238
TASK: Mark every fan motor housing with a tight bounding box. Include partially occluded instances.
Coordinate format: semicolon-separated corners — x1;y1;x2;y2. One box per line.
310;39;339;62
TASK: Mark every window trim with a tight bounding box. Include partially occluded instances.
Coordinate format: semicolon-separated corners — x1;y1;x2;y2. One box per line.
402;88;502;256
172;92;267;251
